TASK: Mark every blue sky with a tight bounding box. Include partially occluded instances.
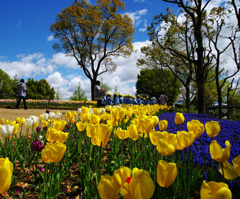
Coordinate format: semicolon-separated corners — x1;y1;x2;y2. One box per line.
0;0;178;100
2;0;235;100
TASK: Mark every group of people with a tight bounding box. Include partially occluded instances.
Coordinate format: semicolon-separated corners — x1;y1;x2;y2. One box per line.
15;79;169;109
94;80;168;108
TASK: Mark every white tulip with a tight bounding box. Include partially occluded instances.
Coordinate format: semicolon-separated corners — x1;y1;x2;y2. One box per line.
29;116;39;125
49;112;56;119
56;112;62;119
25;118;34;128
78;108;82;114
39;135;43;140
42;113;49;121
90;108;94;115
0;125;14;138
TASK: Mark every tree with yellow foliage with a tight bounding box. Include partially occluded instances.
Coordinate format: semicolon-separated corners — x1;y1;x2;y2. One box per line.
50;0;134;100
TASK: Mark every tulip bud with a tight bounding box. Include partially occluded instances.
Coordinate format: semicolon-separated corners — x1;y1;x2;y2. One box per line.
41;142;66;163
157;160;177;188
205;121;221;138
209;140;231;162
98;175;120;199
0;157;13;195
200;180;232;199
159;120;168;131
175;112;185;125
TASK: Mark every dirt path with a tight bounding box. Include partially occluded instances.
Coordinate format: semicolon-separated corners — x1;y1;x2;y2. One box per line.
0;108;78;121
0;108;79;141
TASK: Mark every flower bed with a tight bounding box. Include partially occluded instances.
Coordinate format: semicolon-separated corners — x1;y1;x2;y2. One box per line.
0;99;97;109
0;104;239;198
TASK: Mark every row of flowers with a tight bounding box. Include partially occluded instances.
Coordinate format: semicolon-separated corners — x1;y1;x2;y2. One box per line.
0;99;97;107
0;104;239;198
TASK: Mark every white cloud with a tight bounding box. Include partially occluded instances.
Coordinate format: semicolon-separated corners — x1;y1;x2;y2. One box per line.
46;72;68;88
51;52;79;69
125;9;148;27
99;41;150;96
47;35;55;41
0;53;55;78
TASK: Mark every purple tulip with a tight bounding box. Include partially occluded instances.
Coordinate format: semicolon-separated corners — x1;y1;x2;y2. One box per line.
36;126;41;131
32;140;44;152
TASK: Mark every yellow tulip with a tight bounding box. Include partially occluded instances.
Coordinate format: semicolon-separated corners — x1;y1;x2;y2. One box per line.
76;121;87;132
9;121;19;135
81;113;90;122
0;157;13;195
218;161;238;180
42;120;49;128
138;116;155;134
149;130;167;146
157;160;177;188
127;124;139;141
53;120;66;131
200;180;232;199
86;124;97;138
41;142;66;163
205;121;221;138
121;168;155;199
0;118;4;125
149;115;159;128
114;128;128;140
210;140;231;162
46;127;68;143
157;139;176;156
187;120;205;138
232;155;240;176
19;117;25;126
111;107;126;123
175;112;185;125
81;106;90;114
159;120;168;131
98;175;120;199
176;131;195;150
91;123;113;147
89;114;101;124
113;166;131;187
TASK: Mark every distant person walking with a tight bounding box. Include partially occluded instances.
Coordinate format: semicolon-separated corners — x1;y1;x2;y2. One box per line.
16;79;28;109
94;80;107;108
159;92;167;105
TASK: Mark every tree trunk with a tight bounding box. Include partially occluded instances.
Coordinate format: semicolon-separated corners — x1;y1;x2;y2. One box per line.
197;78;205;114
185;85;190;112
91;81;95;101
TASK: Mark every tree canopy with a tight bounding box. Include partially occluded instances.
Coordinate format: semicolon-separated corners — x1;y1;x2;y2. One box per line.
0;69;18;99
26;79;55;100
136;68;181;102
50;0;134;100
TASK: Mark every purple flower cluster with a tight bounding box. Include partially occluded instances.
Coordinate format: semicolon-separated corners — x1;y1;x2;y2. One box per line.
156;112;240;164
32;140;44;152
156;112;240;191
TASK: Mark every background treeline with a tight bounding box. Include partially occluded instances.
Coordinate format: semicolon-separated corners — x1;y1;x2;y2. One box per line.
0;69;55;100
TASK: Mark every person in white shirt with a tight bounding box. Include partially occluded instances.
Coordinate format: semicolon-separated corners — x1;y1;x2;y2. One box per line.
94;80;107;108
16;79;28;109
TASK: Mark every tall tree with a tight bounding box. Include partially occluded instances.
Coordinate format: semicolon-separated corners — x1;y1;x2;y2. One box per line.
206;7;240;118
50;0;134;100
55;89;62;100
0;69;18;99
136;68;181;101
26;79;55;100
148;0;212;113
70;82;88;101
138;10;198;111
